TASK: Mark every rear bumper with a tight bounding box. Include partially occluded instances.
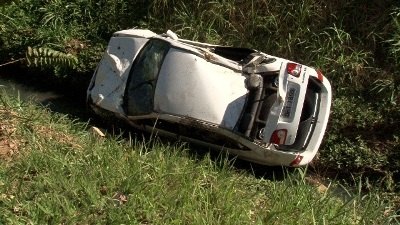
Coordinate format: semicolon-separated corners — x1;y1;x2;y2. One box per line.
236;72;332;166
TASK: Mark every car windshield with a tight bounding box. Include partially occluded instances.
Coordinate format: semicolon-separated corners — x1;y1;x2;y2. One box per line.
125;39;170;116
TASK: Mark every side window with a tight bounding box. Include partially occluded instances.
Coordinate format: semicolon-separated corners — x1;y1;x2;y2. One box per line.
125;39;170;116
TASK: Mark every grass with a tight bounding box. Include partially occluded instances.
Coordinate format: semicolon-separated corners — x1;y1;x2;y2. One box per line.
0;0;399;220
0;91;398;224
1;0;399;186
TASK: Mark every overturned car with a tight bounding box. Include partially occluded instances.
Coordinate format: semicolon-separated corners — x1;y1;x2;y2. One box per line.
87;29;332;166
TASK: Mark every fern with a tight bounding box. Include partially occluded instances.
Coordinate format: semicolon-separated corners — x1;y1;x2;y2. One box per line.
26;47;78;68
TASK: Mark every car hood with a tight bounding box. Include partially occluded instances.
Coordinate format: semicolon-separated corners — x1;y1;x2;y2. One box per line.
154;48;248;130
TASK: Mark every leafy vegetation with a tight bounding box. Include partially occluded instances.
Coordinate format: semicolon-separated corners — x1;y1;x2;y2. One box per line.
0;0;399;193
0;90;398;224
25;47;78;68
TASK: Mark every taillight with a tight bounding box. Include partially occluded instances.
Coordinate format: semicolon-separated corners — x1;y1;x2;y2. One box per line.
316;70;324;82
270;129;287;145
287;63;302;77
290;155;304;166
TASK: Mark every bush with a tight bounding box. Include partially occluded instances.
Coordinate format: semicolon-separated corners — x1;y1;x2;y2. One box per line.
0;0;149;74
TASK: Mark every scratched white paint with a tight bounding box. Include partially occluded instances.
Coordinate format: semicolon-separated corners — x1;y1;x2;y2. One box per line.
154;48;247;130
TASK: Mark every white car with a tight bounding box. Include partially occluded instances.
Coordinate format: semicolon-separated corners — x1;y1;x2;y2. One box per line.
87;29;332;166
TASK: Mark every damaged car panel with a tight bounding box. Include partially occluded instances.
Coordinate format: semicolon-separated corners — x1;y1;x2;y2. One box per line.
153;47;247;130
87;29;332;166
88;29;156;114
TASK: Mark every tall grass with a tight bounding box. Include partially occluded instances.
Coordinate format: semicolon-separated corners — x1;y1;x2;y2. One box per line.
0;91;398;224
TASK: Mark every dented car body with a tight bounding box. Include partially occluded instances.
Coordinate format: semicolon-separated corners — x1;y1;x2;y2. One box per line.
87;29;332;166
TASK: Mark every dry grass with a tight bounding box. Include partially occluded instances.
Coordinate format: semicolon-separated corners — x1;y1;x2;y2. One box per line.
0;109;21;161
34;124;83;150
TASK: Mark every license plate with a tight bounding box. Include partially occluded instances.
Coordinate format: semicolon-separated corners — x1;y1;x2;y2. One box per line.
282;87;296;119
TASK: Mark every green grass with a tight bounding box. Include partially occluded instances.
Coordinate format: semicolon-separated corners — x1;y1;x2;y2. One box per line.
1;0;399;184
0;91;398;224
1;0;400;221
